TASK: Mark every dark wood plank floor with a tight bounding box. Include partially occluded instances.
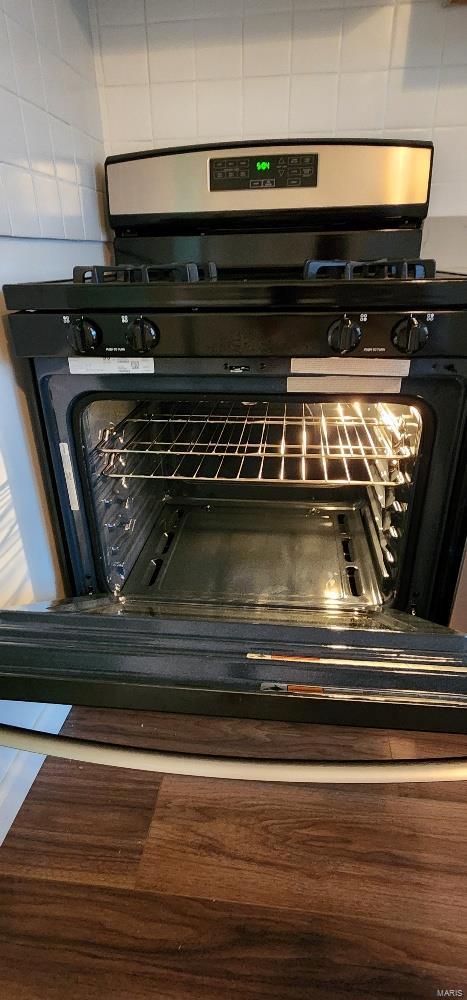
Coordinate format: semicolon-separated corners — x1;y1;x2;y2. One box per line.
0;707;466;1000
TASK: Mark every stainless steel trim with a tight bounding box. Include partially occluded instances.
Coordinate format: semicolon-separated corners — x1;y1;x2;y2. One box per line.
1;725;466;783
107;143;432;218
290;359;411;376
287;376;403;394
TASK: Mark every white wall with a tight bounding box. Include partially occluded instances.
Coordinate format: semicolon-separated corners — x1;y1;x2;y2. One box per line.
0;0;108;838
91;0;467;221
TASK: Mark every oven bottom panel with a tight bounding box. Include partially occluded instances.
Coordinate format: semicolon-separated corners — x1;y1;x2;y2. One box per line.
124;497;381;611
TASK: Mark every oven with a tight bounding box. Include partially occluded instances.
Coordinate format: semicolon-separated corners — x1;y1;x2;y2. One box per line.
1;140;467;777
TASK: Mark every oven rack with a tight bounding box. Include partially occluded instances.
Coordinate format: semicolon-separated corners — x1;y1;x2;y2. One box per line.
99;402;420;488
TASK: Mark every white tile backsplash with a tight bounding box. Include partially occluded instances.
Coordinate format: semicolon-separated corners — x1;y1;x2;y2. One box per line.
341;5;393;72
292;10;342;74
0;0;106;241
244;74;289;134
443;6;467;68
290;73;338;131
1;165;40;236
105;84;152;139
436;65;467;128
100;24;149;85
337;70;388;129
0;10;15;91
391;2;445;70
22;101;55;175
151;80;197;137
33;172;64;237
0;88;29;168
194;18;242;80
148;20;195;82
198;78;242;135
385;67;438;128
244;13;291;76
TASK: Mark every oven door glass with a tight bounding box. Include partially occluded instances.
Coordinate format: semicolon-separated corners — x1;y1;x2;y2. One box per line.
0;393;465;731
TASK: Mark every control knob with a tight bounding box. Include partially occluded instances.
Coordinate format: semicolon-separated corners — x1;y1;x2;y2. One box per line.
391;316;429;354
125;316;160;354
327;316;362;354
68;317;101;354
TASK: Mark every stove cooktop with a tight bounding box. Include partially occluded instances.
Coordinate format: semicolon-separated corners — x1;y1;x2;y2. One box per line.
4;257;467;313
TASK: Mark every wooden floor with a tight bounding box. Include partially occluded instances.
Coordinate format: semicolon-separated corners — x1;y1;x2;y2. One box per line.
0;708;466;999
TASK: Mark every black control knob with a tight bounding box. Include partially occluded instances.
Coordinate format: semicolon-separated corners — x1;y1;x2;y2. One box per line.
125;316;159;354
391;316;429;354
327;316;362;354
68;317;101;354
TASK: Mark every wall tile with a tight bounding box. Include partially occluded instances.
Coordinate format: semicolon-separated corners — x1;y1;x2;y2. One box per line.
55;0;95;79
443;6;467;67
294;0;344;8
22;101;55;175
0;173;12;235
290;73;338;131
145;0;195;22
245;0;291;11
385;67;438;128
341;5;393;72
194;0;245;14
58;178;84;238
194;18;242;80
31;0;60;54
50;118;76;183
337;70;387;129
0;88;29;167
432;127;467;184
2;0;34;33
150;80;197;138
243;75;289;134
429;181;467;218
96;0;146;26
1;165;40;236
197;78;242;135
41;49;71;121
292;10;341;74
436;66;467;128
0;10;15;92
33;172;64;237
80;185;104;240
391;2;445;70
106;85;152;140
74;130;97;188
148;20;195;83
244;13;291;76
7;17;46;108
100;25;148;86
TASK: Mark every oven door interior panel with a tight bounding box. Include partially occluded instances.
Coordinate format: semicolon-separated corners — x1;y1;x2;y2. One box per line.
0;599;466;731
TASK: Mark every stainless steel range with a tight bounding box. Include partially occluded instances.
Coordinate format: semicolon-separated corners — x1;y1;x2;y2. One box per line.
1;139;467;752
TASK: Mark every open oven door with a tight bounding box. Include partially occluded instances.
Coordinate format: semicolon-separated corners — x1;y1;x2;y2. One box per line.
0;595;466;735
0;597;467;782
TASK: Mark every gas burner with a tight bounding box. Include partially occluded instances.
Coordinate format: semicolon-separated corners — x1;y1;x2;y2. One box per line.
303;259;436;281
73;262;218;285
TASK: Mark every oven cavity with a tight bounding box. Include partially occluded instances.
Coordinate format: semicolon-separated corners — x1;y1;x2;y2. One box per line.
82;397;422;617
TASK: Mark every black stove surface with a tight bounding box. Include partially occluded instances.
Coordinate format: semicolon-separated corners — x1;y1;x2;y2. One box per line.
4;257;467;313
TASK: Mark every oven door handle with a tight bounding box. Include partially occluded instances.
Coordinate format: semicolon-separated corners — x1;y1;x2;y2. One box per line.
1;724;467;784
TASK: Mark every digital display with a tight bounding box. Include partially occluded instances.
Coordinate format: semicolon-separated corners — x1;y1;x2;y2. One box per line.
210;153;318;191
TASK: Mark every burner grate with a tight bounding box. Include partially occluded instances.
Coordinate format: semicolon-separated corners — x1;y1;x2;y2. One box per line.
303;258;436;281
73;262;218;285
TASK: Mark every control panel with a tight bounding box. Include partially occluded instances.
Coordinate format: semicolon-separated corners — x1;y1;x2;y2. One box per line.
209;154;318;191
8;310;466;361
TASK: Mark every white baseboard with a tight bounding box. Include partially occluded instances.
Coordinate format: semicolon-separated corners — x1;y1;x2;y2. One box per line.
0;703;71;845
